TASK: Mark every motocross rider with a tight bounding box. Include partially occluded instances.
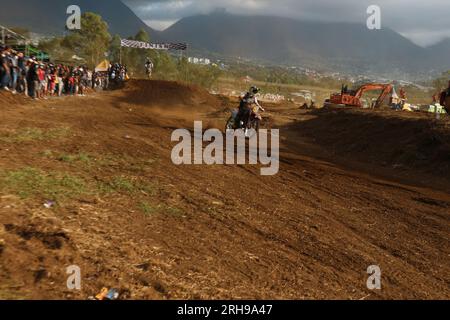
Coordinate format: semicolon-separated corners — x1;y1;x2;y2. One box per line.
237;86;264;128
145;58;154;77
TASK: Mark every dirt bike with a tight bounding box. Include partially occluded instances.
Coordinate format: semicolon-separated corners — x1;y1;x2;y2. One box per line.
145;64;153;79
145;68;152;79
225;105;263;137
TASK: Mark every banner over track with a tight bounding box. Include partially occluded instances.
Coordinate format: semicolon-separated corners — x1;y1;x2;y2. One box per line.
120;39;187;51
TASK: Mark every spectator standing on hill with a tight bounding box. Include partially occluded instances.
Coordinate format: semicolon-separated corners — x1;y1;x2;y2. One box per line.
68;72;75;95
37;64;46;99
0;47;4;87
1;47;127;99
78;67;88;96
91;71;97;89
57;65;64;96
399;87;407;107
439;80;450;114
8;50;19;94
17;52;27;95
48;69;57;97
26;60;38;99
0;46;11;91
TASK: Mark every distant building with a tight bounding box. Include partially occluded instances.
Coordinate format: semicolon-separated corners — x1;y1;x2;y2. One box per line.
188;57;211;65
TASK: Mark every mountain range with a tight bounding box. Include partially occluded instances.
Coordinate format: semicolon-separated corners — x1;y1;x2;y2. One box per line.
161;12;447;79
0;0;155;37
1;1;448;79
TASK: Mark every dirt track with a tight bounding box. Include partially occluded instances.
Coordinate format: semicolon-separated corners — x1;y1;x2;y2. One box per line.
0;80;449;300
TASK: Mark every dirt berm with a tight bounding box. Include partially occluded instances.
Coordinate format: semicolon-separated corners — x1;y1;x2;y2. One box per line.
286;108;450;185
120;79;220;110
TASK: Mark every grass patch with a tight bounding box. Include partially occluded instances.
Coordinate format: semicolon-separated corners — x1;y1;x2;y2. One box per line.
57;152;92;164
139;202;159;216
40;151;159;175
111;176;136;193
41;150;54;158
107;176;157;195
0;127;70;143
124;159;160;173
166;206;183;217
95;154;124;167
0;167;89;201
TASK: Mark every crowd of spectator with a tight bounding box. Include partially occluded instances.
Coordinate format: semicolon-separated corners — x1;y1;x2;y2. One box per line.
0;45;128;100
92;63;128;90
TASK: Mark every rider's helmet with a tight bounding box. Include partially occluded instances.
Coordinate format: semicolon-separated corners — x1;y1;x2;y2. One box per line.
249;86;260;95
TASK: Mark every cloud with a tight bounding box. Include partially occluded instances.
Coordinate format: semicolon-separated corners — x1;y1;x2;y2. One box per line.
123;0;450;46
143;19;178;30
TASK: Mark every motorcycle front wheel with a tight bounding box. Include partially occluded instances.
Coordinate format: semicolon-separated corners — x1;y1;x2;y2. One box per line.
225;117;236;131
251;119;260;132
243;119;260;138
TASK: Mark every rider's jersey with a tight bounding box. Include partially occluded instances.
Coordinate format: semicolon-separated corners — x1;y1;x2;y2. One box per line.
252;97;262;112
240;92;261;110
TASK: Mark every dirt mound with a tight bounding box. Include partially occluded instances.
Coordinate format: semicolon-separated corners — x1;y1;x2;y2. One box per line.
121;79;220;111
0;90;30;106
292;109;450;179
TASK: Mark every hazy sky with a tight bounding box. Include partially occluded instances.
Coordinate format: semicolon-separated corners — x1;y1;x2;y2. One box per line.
123;0;450;46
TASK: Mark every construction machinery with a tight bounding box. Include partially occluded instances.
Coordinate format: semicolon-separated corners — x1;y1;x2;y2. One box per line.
325;83;393;109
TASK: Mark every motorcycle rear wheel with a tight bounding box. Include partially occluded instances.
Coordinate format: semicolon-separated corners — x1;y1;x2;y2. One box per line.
225;117;236;131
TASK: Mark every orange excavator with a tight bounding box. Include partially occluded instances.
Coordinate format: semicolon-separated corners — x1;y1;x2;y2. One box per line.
325;83;393;108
